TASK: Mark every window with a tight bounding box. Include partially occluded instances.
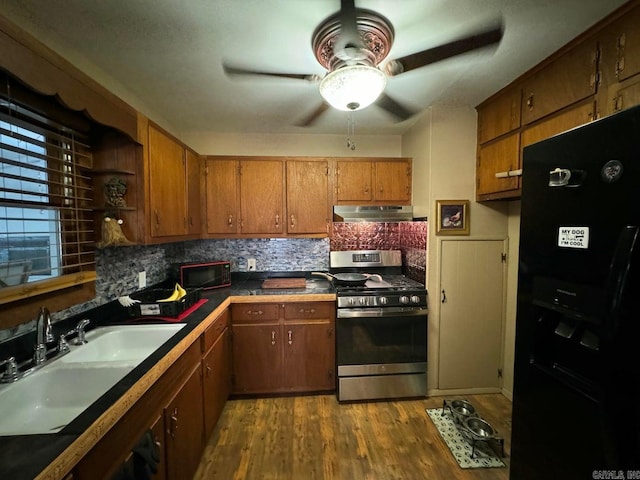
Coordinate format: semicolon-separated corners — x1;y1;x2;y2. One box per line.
0;75;95;293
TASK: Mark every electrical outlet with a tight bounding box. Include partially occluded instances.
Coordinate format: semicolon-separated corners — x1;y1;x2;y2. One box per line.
138;271;147;289
247;258;257;271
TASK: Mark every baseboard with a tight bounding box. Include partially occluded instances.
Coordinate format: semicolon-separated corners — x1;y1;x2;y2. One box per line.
427;387;503;397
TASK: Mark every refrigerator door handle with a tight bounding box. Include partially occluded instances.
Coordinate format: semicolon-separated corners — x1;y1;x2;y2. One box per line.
605;225;639;324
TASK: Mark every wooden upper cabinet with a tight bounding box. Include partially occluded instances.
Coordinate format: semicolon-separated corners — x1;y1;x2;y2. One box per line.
185;150;202;235
521;38;599;125
336;160;372;202
286;159;329;234
205;158;239;234
611;4;640;83
476;133;521;200
239;159;285;234
335;158;412;205
148;125;186;237
521;101;595;155
374;159;412;203
477;87;522;144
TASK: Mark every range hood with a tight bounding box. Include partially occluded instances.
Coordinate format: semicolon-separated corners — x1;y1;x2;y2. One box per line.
333;205;414;222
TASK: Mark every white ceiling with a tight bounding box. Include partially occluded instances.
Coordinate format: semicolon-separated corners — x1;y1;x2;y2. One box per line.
0;0;628;135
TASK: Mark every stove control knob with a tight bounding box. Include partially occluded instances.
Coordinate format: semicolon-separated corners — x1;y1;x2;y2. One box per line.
379;297;388;305
359;297;367;305
399;296;410;304
411;295;421;304
348;298;356;306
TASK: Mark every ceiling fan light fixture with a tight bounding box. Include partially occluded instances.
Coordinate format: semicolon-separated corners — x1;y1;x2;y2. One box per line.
319;65;386;111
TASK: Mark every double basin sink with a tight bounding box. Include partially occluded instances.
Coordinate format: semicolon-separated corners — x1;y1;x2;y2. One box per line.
0;323;185;436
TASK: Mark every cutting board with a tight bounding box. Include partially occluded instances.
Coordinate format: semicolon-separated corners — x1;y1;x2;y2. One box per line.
261;278;307;289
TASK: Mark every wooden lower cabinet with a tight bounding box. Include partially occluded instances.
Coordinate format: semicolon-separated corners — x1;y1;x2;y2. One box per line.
202;327;232;438
73;307;233;480
231;301;335;394
164;364;204;480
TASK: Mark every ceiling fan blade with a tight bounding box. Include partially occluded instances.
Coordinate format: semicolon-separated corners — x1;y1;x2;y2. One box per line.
223;64;318;81
385;22;504;76
375;93;416;121
295;102;330;127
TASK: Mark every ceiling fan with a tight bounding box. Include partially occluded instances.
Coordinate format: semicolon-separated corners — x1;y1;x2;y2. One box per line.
223;0;504;126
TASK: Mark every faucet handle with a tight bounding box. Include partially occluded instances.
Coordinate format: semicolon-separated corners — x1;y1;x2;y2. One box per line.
0;357;18;383
57;330;75;354
74;319;91;345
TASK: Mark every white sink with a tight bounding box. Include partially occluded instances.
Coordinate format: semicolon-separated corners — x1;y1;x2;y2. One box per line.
0;323;185;436
61;324;185;364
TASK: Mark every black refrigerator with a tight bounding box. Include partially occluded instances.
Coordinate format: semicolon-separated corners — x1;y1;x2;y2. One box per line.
510;104;640;479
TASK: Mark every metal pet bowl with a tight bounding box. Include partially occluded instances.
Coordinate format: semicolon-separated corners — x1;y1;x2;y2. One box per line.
463;416;496;439
450;399;477;422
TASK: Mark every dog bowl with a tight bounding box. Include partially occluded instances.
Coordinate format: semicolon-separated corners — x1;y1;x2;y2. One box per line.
463;416;496;439
449;399;477;423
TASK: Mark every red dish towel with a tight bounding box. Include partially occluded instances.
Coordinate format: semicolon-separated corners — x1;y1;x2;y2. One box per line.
125;298;208;323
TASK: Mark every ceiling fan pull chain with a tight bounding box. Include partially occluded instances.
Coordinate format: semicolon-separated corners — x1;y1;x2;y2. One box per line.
346;113;356;150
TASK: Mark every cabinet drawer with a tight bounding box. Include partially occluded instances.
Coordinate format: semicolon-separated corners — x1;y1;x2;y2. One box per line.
283;302;333;320
232;303;280;323
202;308;230;353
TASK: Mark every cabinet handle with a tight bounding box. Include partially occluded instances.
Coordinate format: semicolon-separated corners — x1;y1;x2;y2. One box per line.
290;214;295;229
379;186;383;194
228;214;233;227
526;92;534;111
299;308;315;314
327;328;333;338
206;363;212;377
271;330;276;346
154;209;160;229
275;214;280;227
288;330;293;345
247;310;264;316
441;289;447;303
169;407;178;438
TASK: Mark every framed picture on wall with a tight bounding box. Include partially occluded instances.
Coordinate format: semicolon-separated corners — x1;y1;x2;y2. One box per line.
435;200;470;235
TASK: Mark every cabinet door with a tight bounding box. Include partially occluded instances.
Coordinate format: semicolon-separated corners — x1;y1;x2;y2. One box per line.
374;160;411;203
202;328;231;440
185;150;202;235
477;87;522;144
439;239;505;389
282;322;335;391
205;158;238;234
521;39;598;125
521;101;595;155
476;132;521;199
336;160;372;202
612;5;640;82
148;125;186;237
239;159;284;234
231;323;282;393
150;414;167;480
608;76;640;116
286;159;329;234
164;364;204;480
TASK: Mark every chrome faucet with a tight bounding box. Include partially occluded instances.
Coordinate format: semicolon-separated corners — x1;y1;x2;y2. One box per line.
33;306;54;365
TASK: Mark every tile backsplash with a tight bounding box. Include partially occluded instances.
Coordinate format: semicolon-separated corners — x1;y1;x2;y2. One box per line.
1;222;427;341
331;221;427;283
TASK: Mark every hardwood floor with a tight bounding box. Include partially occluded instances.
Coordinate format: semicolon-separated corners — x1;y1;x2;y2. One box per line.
194;393;512;480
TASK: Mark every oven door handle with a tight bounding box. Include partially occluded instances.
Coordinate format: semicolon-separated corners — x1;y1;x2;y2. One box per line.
337;307;428;318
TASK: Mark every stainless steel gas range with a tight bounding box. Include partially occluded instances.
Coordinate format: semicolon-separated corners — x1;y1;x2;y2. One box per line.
331;250;428;402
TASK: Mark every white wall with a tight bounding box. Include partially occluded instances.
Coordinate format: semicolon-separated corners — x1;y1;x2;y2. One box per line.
181;132;402;157
402;104;513;396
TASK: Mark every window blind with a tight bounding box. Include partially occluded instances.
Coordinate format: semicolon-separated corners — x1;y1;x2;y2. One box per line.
0;77;94;288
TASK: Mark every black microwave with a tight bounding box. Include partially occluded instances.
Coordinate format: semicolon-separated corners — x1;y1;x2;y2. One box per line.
170;261;231;290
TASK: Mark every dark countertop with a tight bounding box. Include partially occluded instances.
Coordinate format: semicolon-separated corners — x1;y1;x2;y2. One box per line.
0;273;334;480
